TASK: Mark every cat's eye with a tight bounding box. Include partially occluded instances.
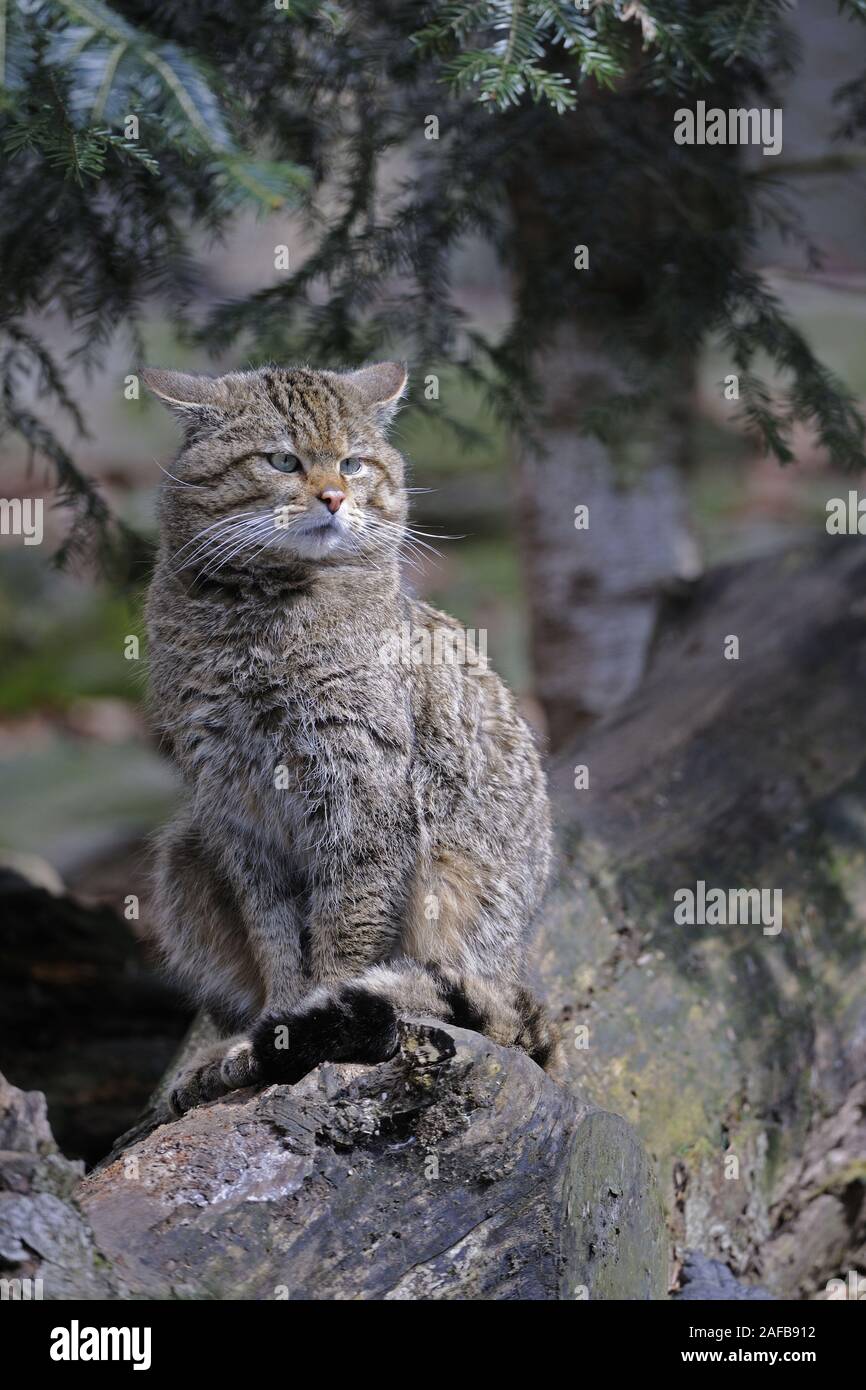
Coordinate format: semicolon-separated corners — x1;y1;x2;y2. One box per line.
340;458;365;476
267;452;303;473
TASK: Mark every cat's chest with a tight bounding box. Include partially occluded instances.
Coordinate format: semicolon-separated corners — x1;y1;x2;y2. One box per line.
196;628;409;763
172;597;412;798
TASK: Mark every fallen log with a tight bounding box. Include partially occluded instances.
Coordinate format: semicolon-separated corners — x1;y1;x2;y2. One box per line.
0;865;190;1165
539;537;866;1298
2;1017;666;1300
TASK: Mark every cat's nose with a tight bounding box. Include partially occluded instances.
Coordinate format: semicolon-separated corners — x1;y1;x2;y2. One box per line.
318;488;345;514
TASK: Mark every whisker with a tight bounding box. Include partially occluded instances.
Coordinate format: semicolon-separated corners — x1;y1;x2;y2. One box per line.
403;540;443;561
209;509;307;568
196;517;275;578
353;530;412;565
173;514;262;572
192;519;277;586
155;458;204;489
170;512;259;567
400;542;436;564
405;526;466;541
338;527;387;575
359;516;447;564
184;524;267;582
245;533;283;566
363;514;465;543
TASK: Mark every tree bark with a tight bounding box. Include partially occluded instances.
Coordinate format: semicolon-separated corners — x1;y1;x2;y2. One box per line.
515;323;700;746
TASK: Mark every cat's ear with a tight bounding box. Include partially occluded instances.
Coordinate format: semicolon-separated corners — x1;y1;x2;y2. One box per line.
341;362;408;425
140;368;227;419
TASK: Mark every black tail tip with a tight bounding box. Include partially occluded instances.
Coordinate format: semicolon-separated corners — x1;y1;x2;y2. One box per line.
338;985;401;1063
252;987;400;1084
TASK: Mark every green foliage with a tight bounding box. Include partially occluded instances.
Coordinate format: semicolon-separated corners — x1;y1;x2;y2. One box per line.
0;0;306;575
412;1;666;109
2;0;866;576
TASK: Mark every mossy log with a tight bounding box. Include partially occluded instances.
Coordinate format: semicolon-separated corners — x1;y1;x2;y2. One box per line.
538;538;866;1298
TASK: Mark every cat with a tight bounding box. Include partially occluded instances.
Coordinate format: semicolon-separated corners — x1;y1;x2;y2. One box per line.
142;361;558;1114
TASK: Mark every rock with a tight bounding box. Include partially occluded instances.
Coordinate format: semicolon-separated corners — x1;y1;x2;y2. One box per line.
673;1251;775;1300
75;1019;666;1301
0;1073;122;1299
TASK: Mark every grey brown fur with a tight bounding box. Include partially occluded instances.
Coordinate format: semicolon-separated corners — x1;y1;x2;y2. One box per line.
142;361;557;1113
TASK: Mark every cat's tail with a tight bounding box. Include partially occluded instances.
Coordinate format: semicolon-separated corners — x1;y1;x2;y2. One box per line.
252;958;560;1085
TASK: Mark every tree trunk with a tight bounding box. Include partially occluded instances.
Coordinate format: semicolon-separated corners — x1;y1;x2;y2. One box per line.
515;323;700;746
505;83;706;746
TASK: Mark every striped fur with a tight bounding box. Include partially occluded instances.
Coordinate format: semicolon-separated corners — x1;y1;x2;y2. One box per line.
142;362;558;1112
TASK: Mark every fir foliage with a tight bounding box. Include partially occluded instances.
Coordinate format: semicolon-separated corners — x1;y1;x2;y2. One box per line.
2;1;865;570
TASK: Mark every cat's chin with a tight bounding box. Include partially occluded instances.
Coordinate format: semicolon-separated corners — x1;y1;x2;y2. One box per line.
278;521;346;560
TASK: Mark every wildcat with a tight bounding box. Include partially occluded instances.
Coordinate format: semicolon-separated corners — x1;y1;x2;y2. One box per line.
142;361;557;1114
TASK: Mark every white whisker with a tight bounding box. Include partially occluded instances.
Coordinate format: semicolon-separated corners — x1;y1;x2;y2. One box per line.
155;458;204;489
183;520;268;582
405;526;466;542
197;517;276;580
178;514;268;572
170;512;259;569
358;515;449;566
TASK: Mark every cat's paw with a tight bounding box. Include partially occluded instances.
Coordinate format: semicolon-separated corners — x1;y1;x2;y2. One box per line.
168;1056;228;1116
219;1037;260;1090
253;985;400;1085
167;1036;259;1116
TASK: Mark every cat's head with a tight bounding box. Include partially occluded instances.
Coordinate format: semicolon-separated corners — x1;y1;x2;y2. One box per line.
142;362;408;574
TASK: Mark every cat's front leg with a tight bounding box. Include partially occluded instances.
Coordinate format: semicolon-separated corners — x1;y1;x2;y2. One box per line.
167;834;310;1110
281;706;420;986
216;831;309;1013
251;725;420;1080
305;778;419;986
168;1034;260;1115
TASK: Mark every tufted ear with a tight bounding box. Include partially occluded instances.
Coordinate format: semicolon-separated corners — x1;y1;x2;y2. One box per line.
341;361;408;424
140;368;229;419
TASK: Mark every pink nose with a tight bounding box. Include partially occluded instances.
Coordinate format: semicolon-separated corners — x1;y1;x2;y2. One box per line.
318;488;345;514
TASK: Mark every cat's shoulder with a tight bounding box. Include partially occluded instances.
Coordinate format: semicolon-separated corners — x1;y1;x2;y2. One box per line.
405;596;464;634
